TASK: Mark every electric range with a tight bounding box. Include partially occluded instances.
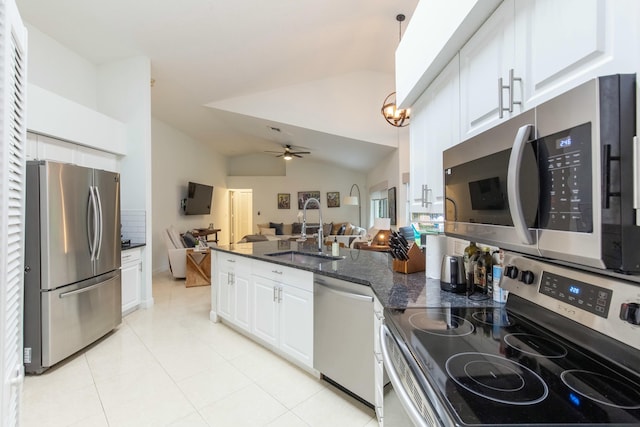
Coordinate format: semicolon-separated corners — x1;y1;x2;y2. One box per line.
382;254;640;426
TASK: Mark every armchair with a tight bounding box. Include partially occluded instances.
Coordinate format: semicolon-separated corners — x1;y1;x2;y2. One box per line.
162;226;188;278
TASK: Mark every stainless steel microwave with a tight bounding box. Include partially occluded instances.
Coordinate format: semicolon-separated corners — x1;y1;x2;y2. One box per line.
443;74;639;272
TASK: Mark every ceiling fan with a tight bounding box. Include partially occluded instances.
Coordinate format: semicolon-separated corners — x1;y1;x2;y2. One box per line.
264;144;310;160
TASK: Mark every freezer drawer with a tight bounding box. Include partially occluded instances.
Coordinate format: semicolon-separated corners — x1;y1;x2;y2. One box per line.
42;272;122;367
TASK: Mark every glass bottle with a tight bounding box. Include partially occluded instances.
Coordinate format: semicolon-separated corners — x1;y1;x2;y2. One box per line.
463;241;478;283
476;247;493;294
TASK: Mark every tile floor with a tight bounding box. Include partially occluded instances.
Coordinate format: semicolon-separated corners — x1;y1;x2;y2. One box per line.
21;271;377;427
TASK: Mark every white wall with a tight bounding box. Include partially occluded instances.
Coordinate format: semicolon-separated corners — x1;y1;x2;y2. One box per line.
151;118;229;273
24;23;98;109
228;159;367;231
366;127;410;228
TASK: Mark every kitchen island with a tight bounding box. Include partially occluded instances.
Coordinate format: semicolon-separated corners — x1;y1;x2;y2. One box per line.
209;239;498;310
209;239;501;421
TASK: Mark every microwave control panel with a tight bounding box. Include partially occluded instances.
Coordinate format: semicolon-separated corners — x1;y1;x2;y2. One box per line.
539;271;612;318
538;122;593;233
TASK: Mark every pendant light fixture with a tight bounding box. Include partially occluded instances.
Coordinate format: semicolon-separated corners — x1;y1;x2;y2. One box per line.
381;14;410;128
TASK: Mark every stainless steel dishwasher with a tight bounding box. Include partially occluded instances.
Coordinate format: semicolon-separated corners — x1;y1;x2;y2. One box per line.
314;274;374;406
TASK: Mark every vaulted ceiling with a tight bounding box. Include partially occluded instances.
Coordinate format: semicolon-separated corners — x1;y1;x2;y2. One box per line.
17;0;418;171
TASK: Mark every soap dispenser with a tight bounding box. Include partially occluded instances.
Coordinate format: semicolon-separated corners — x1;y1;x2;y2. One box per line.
331;237;339;256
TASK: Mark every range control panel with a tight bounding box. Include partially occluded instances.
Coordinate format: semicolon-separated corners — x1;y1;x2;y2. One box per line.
539;271;612;318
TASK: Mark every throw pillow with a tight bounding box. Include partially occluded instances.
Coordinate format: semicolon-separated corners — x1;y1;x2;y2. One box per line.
257;223;270;234
337;224;346;235
344;223;354;235
269;222;284;235
245;234;268;242
323;222;333;236
181;232;196;248
261;228;276;236
292;222;303;235
331;222;345;235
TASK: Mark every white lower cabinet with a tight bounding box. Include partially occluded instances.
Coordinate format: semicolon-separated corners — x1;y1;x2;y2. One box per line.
251;260;313;368
216;253;251;332
121;247;141;314
373;295;386;425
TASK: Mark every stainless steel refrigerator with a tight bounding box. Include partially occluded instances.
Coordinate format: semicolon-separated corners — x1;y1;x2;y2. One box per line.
23;160;122;374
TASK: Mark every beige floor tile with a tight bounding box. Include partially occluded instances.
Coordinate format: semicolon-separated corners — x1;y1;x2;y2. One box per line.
152;339;226;382
176;360;252;409
67;413;110;427
20;384;104;427
199;383;288;427
21;353;93;399
292;385;375;427
253;363;325;409
167;411;210;427
266;411;311;427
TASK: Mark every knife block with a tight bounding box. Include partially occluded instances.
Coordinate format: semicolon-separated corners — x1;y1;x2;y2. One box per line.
392;244;426;274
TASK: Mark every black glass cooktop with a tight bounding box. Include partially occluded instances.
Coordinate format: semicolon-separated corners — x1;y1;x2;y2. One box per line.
385;305;640;425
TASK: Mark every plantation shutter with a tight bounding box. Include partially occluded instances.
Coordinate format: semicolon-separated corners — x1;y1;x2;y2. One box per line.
0;0;27;425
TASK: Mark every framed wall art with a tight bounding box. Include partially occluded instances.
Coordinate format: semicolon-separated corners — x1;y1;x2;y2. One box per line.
298;191;321;209
277;193;290;209
327;191;340;208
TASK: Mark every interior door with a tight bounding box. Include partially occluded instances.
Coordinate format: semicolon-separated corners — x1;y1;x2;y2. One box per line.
230;190;252;244
42;162;94;289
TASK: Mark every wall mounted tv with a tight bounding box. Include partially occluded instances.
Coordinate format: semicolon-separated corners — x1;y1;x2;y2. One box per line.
183;182;214;215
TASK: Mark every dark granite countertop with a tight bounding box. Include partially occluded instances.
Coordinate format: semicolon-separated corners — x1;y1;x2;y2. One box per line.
211;240;499;310
122;242;145;251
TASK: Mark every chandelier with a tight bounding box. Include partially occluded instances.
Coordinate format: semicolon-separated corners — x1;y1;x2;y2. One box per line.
381;14;410;128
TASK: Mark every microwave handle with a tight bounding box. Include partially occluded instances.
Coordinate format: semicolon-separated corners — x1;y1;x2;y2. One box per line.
507;124;535;245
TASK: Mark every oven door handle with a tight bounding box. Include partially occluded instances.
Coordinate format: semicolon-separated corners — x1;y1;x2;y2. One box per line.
507;124;535;245
380;324;430;427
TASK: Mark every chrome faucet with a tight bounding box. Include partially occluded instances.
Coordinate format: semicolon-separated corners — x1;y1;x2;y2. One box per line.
301;197;323;251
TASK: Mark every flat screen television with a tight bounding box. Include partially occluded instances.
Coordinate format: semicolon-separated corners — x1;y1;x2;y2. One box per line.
184;182;213;215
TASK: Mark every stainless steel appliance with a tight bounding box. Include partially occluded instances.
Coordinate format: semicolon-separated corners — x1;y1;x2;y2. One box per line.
23;160;122;374
314;274;375;405
440;255;465;293
443;74;639;272
381;257;640;426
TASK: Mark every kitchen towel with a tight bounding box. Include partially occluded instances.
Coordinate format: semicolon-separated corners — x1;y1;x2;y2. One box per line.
425;234;447;279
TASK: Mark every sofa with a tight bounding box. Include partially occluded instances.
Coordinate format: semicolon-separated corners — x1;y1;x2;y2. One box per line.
239;221;366;247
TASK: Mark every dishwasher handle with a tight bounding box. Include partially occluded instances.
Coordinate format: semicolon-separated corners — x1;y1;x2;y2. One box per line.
315;282;373;302
380;324;429;427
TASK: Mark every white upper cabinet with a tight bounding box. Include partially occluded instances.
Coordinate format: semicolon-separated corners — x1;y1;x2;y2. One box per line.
396;0;502;108
515;0;639;108
410;55;460;213
459;0;518;140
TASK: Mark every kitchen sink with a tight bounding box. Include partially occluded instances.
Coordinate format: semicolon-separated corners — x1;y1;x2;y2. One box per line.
264;250;344;265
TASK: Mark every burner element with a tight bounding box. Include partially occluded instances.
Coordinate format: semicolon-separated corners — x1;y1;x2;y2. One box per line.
472;309;515;327
446;352;549;405
504;333;568;358
408;310;474;337
561;370;640;409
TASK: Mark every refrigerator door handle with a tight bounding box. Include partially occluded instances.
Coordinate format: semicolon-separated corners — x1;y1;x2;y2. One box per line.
94;186;103;259
59;280;110;298
87;187;99;260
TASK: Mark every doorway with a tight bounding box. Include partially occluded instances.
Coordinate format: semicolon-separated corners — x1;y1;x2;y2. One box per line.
229;189;252;244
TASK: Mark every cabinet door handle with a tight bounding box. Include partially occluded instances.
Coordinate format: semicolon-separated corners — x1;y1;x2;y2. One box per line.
273;286;278;302
272;270;283;275
498;77;507;118
226;259;236;263
509;68;522;113
278;287;283;303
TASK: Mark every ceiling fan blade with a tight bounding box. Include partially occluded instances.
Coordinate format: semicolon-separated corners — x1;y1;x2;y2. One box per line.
291;151;310;155
293;153;303;158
